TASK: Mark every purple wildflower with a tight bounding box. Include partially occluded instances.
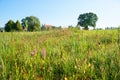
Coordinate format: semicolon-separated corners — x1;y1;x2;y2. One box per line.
30;51;35;56
42;48;46;58
30;49;37;56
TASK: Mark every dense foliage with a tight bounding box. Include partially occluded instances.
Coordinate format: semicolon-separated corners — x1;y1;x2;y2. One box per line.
5;20;15;32
14;20;23;31
0;29;120;79
21;16;41;31
4;20;23;32
78;12;98;30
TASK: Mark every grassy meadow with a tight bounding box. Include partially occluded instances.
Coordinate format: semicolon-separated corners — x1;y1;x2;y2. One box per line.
0;29;120;80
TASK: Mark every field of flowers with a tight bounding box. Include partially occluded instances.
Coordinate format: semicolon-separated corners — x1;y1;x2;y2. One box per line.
0;29;120;80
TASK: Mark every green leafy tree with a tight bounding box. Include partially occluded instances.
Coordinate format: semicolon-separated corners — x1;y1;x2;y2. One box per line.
5;20;15;32
78;12;98;30
21;18;28;31
21;16;41;31
15;20;23;31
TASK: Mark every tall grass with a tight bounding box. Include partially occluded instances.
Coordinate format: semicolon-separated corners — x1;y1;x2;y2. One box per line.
0;29;120;80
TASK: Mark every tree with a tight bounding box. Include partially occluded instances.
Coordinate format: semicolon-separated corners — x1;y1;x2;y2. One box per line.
0;27;4;32
77;12;98;30
15;20;23;31
41;24;46;30
5;20;15;32
21;16;41;31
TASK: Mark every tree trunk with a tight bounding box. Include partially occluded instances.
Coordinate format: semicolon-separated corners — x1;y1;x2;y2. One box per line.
84;26;89;30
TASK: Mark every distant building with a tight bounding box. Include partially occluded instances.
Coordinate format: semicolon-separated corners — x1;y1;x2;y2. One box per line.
41;24;53;30
45;24;52;30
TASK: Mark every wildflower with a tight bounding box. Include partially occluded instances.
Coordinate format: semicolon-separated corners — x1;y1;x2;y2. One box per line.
42;48;46;58
30;51;35;56
30;49;37;56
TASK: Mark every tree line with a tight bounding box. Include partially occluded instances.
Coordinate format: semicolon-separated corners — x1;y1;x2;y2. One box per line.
4;16;41;32
1;12;99;32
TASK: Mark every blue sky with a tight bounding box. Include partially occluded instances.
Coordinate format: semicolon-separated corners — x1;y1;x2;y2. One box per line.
0;0;120;28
